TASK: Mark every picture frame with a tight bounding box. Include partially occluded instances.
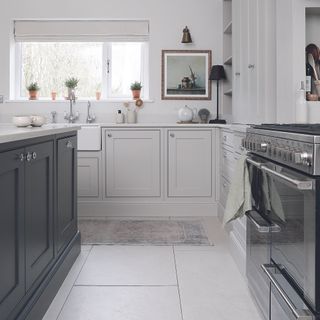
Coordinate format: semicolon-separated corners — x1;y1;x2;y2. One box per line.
161;50;212;100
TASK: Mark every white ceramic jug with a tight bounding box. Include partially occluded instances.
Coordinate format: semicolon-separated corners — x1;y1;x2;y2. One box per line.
178;105;194;122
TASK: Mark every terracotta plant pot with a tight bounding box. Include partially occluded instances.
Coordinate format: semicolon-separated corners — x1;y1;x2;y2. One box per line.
96;91;101;100
132;89;141;100
51;91;57;100
28;90;38;100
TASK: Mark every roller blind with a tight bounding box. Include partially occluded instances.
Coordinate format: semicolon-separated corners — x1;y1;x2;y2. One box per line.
14;20;149;42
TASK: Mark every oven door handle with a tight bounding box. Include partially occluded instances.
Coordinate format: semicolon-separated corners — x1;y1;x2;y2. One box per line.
246;211;280;233
246;158;263;168
261;264;315;320
246;211;270;233
261;166;314;191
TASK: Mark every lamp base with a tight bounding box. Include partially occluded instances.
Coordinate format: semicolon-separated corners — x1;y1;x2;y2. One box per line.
209;119;226;124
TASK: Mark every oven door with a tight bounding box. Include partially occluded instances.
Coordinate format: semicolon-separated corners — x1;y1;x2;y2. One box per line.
247;155;316;310
262;264;315;320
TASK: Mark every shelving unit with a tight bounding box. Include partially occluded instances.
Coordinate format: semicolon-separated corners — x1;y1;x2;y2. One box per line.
222;0;232;116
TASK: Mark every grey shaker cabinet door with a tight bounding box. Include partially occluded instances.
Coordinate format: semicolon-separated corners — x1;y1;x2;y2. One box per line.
0;149;25;319
25;141;55;291
56;136;77;255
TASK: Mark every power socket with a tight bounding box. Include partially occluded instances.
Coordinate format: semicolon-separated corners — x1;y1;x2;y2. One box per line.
0;95;3;104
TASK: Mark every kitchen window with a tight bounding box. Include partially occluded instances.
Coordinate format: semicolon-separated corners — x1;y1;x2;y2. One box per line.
13;20;149;100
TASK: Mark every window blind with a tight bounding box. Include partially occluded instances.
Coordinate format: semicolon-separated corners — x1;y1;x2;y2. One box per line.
14;20;149;42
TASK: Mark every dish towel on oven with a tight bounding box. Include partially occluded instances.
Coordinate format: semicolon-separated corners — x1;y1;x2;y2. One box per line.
223;154;252;225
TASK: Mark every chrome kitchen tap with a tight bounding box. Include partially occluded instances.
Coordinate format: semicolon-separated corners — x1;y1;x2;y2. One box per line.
64;89;79;123
86;101;96;123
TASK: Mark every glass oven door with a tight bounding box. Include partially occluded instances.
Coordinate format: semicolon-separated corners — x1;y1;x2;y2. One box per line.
247;155;316;310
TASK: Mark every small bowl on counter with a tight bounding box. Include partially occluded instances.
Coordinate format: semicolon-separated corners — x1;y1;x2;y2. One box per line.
12;115;32;127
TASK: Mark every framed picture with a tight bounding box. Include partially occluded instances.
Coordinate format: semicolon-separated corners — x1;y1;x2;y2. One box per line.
161;50;212;100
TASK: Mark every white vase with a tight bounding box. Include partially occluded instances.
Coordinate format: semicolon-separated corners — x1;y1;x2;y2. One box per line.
178;105;194;122
127;110;137;123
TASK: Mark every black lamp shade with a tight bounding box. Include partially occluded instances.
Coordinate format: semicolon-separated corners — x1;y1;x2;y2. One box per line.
209;65;226;81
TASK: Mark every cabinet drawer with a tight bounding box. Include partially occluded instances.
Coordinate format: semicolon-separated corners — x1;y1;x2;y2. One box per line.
221;148;235;182
221;130;233;147
220;176;230;209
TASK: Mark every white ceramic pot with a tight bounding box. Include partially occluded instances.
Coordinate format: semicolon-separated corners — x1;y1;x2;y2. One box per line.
12;115;32;127
178;105;194;122
31;115;46;127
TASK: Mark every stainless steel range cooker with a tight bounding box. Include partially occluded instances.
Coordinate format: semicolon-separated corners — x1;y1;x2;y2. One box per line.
244;124;320;320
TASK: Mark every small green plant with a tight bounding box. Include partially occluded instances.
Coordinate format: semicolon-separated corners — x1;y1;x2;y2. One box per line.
26;82;40;91
130;81;142;90
65;77;79;89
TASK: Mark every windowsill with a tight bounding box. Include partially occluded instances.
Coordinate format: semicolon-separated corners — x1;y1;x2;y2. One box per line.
5;98;154;103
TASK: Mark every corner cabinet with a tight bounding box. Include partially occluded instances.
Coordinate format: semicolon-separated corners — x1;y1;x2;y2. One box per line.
0;132;80;320
167;130;212;197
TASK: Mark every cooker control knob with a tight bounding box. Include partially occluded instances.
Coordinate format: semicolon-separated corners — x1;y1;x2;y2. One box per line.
294;152;312;166
258;142;268;153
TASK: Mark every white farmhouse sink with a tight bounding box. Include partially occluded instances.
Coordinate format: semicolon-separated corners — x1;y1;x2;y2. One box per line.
77;124;101;151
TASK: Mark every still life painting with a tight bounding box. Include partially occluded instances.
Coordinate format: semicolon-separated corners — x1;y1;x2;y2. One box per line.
161;50;212;100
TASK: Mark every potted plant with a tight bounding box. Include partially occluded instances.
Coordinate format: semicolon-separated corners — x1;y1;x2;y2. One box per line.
27;82;40;100
51;91;57;101
130;81;142;100
96;83;102;101
65;77;79;99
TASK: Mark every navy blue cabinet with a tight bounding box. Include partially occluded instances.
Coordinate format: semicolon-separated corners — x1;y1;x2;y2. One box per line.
0;149;25;320
0;132;79;320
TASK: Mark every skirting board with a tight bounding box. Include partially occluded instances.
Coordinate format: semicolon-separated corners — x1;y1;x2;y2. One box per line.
78;201;218;217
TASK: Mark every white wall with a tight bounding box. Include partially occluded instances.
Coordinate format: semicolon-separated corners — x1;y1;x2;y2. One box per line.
0;0;223;123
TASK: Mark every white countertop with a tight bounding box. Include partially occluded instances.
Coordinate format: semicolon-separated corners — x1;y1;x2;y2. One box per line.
0;122;249;144
81;122;249;132
0;124;81;144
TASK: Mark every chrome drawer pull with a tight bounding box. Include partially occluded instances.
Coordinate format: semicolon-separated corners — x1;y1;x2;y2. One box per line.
261;264;314;320
170;133;175;138
66;141;73;148
246;211;271;233
26;152;32;162
107;133;112;138
18;153;25;162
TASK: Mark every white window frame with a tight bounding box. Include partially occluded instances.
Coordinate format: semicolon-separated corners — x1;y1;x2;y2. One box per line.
14;41;149;100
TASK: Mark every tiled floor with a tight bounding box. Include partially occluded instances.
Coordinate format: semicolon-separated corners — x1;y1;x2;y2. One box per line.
43;217;262;320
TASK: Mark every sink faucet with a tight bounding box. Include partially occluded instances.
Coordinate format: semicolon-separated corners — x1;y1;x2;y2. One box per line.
64;89;79;123
86;101;96;123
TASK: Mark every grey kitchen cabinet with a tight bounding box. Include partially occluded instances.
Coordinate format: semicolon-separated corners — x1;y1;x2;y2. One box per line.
0;149;25;320
78;151;101;199
56;136;78;255
0;132;80;320
168;130;212;197
25;141;54;291
104;129;161;197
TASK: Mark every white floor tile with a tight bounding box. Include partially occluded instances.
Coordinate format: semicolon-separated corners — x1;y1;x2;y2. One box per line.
57;286;182;320
175;249;262;320
43;247;92;320
76;245;177;286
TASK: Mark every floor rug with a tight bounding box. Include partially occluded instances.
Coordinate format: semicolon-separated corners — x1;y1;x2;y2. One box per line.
79;219;212;246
